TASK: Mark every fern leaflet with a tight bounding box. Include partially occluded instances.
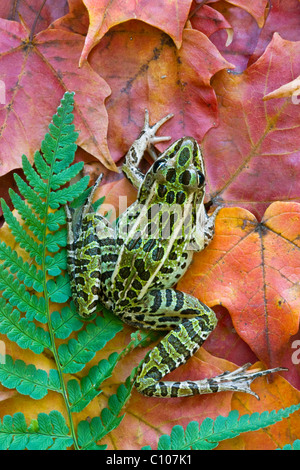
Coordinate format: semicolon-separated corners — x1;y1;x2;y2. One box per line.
0;412;73;450
142;403;300;450
279;439;300;450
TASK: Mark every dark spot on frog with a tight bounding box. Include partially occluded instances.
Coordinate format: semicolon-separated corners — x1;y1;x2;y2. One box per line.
119;266;131;279
166;168;176;183
179;170;191;185
176;191;186;204
178;148;190;166
166;190;175;204
152;246;164;261
158;184;167;198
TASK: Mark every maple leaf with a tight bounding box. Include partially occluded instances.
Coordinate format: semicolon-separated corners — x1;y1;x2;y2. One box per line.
79;0;193;64
0;0;299;452
202;1;262;73
202;33;300;218
89;21;233;162
0;18;116;175
190;4;233;45
249;0;300;65
178;203;300;368
230;372;300;450
0;0;69;34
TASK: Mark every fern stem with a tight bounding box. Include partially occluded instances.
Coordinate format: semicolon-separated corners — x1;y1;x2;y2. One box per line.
44;291;79;450
40;102;79;450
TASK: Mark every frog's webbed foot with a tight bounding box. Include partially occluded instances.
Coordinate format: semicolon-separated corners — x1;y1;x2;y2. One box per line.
205;363;287;399
123;110;174;188
142;109;174;161
143;109;173;147
189;204;223;252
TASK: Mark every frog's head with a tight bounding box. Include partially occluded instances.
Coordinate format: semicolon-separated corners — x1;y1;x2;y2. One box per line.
139;137;206;206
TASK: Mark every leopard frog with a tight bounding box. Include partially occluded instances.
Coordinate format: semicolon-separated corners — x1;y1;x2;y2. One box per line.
65;111;284;398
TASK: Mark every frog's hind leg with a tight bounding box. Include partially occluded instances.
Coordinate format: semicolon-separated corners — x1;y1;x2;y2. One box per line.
65;203;78;303
118;288;217;396
79;173;104;225
64;174;104;242
124;289;286;398
64;174;115;317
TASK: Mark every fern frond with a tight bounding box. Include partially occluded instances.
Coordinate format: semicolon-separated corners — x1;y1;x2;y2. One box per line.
1;200;43;264
0;267;46;322
48;176;90;209
51;161;84;190
142;404;300;450
0;242;43;292
0;356;60;399
51;303;83;339
67;353;119;413
58;310;123;373
70;187;93;209
76;419;107;450
40;97;78;176
77;372;136;450
45;228;67;253
0;300;50;352
14;173;47;219
47;208;66;232
41;119;77;171
0;411;73;450
0;92;87;343
45;250;67;276
279;439;300;450
8;189;45;240
46;274;71;303
67;329;155;414
21;154;48;197
34;150;50;180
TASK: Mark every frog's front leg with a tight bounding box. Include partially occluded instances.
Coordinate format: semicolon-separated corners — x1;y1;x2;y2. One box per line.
123;289;285;398
189;204;222;251
122;109;173;189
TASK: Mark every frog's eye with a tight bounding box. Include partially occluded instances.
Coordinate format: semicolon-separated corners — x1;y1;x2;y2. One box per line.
197;171;205;186
152;159;166;173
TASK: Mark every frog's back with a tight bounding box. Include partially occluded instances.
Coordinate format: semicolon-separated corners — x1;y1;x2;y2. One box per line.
110;137;204;306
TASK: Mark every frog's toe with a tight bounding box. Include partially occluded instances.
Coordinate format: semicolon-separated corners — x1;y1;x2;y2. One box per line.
142;109;174;139
207;364;287;399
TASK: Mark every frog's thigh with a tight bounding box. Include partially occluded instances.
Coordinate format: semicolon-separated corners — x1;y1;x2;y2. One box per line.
126;289;217;397
121;288;216;331
119;288;217;388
